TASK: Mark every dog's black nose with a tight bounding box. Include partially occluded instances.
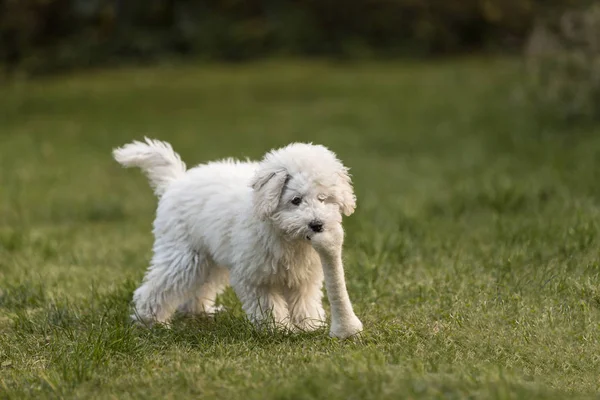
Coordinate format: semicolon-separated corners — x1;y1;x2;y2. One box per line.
309;220;324;233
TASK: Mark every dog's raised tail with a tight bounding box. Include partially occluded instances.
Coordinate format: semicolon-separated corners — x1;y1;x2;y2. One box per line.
113;138;186;197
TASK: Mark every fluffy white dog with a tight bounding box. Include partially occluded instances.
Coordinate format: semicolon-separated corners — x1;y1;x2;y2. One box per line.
113;139;363;339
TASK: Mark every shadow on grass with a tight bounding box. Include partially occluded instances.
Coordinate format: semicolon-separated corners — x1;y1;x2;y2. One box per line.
1;280;337;388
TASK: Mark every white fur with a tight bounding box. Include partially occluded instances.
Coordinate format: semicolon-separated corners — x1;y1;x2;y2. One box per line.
113;138;363;339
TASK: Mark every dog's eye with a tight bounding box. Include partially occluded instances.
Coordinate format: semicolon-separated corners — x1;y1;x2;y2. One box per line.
317;194;327;203
291;196;302;206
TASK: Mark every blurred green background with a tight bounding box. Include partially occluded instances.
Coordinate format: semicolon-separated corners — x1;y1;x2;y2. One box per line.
1;1;600;399
0;0;585;72
3;0;598;120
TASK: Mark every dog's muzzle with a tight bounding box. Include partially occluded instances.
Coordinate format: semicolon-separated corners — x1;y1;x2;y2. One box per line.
309;220;324;233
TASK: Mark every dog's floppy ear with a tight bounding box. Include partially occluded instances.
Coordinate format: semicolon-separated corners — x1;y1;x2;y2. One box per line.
251;169;289;219
337;168;356;216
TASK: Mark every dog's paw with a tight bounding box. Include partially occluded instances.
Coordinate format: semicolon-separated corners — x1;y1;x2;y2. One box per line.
310;223;344;254
198;304;226;318
177;302;226;317
294;317;327;333
130;313;171;329
253;317;295;334
329;316;363;339
130;313;154;328
209;304;226;314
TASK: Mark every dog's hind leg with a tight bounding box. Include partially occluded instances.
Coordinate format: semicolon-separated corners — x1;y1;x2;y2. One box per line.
231;281;291;331
178;266;229;316
286;279;327;332
131;240;206;326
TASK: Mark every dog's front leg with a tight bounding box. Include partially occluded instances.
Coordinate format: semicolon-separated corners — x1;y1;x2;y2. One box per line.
286;280;326;332
233;283;291;331
311;224;363;339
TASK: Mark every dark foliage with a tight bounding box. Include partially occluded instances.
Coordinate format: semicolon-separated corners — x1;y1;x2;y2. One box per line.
525;1;600;122
0;0;581;74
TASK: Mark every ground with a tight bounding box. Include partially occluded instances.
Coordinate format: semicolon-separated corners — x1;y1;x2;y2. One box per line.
0;59;599;399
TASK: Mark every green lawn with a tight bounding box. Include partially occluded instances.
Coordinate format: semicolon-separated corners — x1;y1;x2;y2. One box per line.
1;59;599;399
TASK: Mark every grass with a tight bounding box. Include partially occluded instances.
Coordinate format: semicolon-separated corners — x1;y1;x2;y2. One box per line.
1;58;599;399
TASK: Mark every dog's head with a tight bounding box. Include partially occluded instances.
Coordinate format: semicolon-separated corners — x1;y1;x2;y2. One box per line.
250;143;356;241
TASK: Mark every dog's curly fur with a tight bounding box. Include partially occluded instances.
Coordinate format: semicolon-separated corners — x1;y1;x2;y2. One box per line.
113;139;363;338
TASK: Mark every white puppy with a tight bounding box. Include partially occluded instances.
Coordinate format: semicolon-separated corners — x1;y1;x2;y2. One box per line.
113;139;363;339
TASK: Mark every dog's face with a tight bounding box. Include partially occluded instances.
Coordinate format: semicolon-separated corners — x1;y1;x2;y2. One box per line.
250;143;356;241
